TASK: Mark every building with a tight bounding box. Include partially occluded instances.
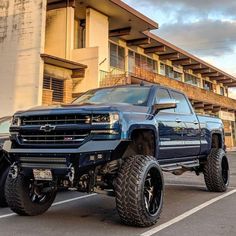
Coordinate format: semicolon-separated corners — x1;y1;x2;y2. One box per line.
0;0;236;147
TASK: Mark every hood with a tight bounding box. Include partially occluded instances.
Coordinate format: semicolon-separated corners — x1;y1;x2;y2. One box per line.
15;103;150;117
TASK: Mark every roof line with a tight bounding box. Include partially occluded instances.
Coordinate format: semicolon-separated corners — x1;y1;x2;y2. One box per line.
110;0;159;29
144;31;236;81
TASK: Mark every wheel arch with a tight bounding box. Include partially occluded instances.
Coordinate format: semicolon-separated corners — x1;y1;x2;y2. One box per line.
211;132;224;149
123;125;158;158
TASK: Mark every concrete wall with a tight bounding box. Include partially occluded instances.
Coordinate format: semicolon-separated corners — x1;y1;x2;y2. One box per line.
70;8;109;94
86;8;109;75
72;47;99;93
45;7;74;59
0;0;47;117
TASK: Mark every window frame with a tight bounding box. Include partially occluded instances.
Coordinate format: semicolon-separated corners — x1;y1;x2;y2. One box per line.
109;42;125;70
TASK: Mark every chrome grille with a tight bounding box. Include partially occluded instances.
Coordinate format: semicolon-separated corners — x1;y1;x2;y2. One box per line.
19;130;90;145
22;114;91;126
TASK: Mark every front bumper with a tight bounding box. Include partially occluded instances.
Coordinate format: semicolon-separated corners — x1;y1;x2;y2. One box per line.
3;140;129;177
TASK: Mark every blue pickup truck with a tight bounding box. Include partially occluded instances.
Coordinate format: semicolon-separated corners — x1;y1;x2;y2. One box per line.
3;84;229;226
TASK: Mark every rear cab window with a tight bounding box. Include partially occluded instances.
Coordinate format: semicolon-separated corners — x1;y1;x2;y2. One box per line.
170;91;192;114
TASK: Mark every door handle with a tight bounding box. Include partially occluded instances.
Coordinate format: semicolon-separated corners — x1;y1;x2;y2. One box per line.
193;120;199;125
175;118;182;123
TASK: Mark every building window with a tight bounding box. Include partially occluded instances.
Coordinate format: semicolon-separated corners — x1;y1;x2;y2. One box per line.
109;42;125;70
128;50;157;74
220;87;225;96
160;63;181;81
184;73;200;87
203;80;213;91
128;50;135;73
160;63;165;75
43;77;64;103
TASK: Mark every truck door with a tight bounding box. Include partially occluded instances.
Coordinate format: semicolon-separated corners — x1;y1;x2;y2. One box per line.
155;88;185;159
170;91;201;157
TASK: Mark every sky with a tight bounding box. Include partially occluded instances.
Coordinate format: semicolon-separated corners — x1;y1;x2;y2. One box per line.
123;0;236;96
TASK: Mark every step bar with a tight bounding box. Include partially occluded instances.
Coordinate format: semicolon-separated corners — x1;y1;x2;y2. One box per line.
161;160;200;175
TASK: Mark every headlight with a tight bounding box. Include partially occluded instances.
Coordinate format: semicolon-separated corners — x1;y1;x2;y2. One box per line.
11;116;21;127
92;113;119;125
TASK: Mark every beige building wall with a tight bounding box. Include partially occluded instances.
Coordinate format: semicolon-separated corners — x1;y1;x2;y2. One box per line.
70;8;109;94
86;8;109;75
72;47;99;93
45;6;74;59
0;0;47;117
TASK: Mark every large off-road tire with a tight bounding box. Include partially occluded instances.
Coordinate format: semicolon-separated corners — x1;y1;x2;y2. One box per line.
115;155;164;227
203;148;229;192
0;167;9;207
5;174;57;216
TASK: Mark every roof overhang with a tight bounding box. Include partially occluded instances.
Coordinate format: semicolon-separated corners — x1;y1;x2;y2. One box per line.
47;0;158;41
41;54;87;70
41;54;87;78
141;31;236;86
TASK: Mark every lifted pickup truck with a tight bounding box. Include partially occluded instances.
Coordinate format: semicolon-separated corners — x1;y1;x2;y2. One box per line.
4;85;229;227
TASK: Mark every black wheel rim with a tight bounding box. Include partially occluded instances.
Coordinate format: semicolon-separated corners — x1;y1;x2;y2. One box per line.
144;167;163;216
222;157;229;185
29;182;53;204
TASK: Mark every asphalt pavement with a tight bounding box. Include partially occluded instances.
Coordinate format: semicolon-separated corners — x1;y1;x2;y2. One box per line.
0;152;236;236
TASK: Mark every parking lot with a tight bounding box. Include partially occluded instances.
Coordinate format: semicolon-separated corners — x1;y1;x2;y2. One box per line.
0;152;235;236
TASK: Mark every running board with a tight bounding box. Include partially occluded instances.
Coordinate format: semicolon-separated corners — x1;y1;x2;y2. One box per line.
161;160;199;175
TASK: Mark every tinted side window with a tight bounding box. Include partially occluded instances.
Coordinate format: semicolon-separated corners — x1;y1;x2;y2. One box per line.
156;88;170;102
171;91;191;114
156;88;174;113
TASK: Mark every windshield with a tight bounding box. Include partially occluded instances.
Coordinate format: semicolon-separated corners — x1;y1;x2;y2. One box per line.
73;87;151;106
0;118;11;134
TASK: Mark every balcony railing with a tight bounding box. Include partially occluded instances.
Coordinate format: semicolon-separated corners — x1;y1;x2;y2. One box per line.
100;67;236;113
99;68;130;87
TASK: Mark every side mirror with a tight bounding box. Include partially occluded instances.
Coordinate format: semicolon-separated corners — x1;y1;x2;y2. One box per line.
152;98;178;115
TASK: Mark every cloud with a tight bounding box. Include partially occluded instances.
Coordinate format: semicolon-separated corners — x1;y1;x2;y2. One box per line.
131;0;236;21
156;20;236;57
124;0;236;57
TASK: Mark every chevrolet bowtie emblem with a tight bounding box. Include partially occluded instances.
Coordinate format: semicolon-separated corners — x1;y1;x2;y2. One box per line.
40;124;56;132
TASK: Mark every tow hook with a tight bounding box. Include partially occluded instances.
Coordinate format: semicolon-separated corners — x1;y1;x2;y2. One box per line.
67;165;75;183
9;163;19;179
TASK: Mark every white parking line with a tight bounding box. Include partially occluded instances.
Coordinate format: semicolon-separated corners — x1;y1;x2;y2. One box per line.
52;193;97;206
0;213;16;219
166;183;235;189
166;183;206;188
0;193;97;219
141;189;236;236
